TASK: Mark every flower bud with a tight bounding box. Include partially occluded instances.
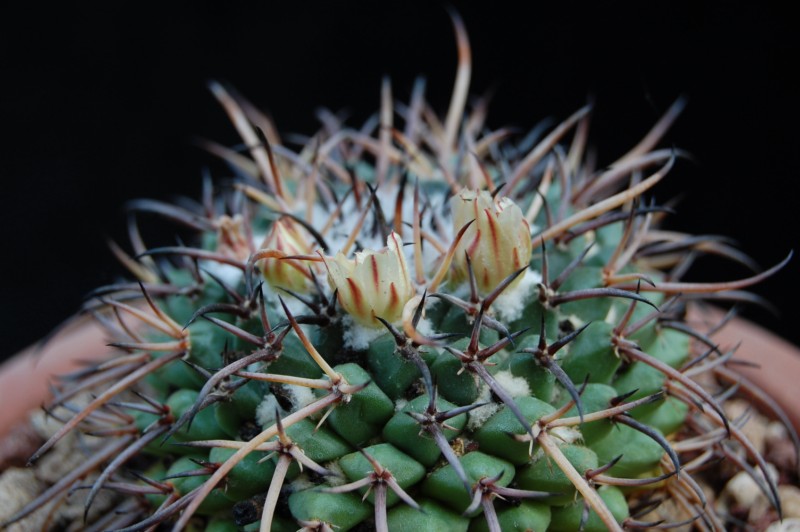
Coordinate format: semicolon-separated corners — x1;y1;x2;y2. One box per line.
450;189;532;294
323;232;416;328
215;214;251;262
258;217;313;293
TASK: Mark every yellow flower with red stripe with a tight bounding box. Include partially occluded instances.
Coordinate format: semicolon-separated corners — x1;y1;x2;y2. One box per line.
258;217;315;293
450;189;532;294
323;232;416;328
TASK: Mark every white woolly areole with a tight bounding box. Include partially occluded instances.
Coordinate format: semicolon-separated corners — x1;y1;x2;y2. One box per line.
256;385;316;430
492;370;531;398
604;304;619;326
414;315;435;338
287;473;316;493
467;383;502;431
255;394;282;429
493;268;542;323
285;384;316;411
550;426;582;445
322;461;347;487
200;261;244;288
342;314;388;351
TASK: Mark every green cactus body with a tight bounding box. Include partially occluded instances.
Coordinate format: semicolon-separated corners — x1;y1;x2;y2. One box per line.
7;14;793;532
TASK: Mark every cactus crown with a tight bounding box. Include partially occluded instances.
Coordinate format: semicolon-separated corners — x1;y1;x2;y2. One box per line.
5;13;795;532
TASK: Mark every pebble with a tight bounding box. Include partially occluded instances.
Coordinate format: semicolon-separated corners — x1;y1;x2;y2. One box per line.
0;407;119;529
724;465;778;508
767;517;800;531
780;485;800;519
725;399;768;455
0;467;47;531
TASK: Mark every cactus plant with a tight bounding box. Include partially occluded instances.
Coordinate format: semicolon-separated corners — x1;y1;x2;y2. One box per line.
3;14;795;532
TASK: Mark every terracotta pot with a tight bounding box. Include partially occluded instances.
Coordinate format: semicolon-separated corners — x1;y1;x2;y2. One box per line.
687;305;800;435
0;317;110;438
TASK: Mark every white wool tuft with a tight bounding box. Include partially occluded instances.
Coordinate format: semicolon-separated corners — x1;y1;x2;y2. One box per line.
468;404;502;432
286;384;316;410
201;262;244;288
287;473;315;492
322;461;347;487
394;398;409;412
493;269;542;323
550;426;582;445
492;370;531;398
256;385;316;429
317;193;386;257
604;304;618;325
414;315;436;337
467;384;501;431
342;315;387;350
255;394;282;429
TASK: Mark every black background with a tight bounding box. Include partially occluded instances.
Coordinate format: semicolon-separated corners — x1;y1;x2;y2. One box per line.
2;2;797;360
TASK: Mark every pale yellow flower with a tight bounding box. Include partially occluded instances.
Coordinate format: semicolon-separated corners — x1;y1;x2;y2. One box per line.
323;232;416;328
450;189;532;294
258;217;314;293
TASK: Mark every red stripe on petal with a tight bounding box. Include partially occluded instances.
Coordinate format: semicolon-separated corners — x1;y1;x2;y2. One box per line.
346;277;364;313
484;208;500;256
370;254;380;291
388;282;399;313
